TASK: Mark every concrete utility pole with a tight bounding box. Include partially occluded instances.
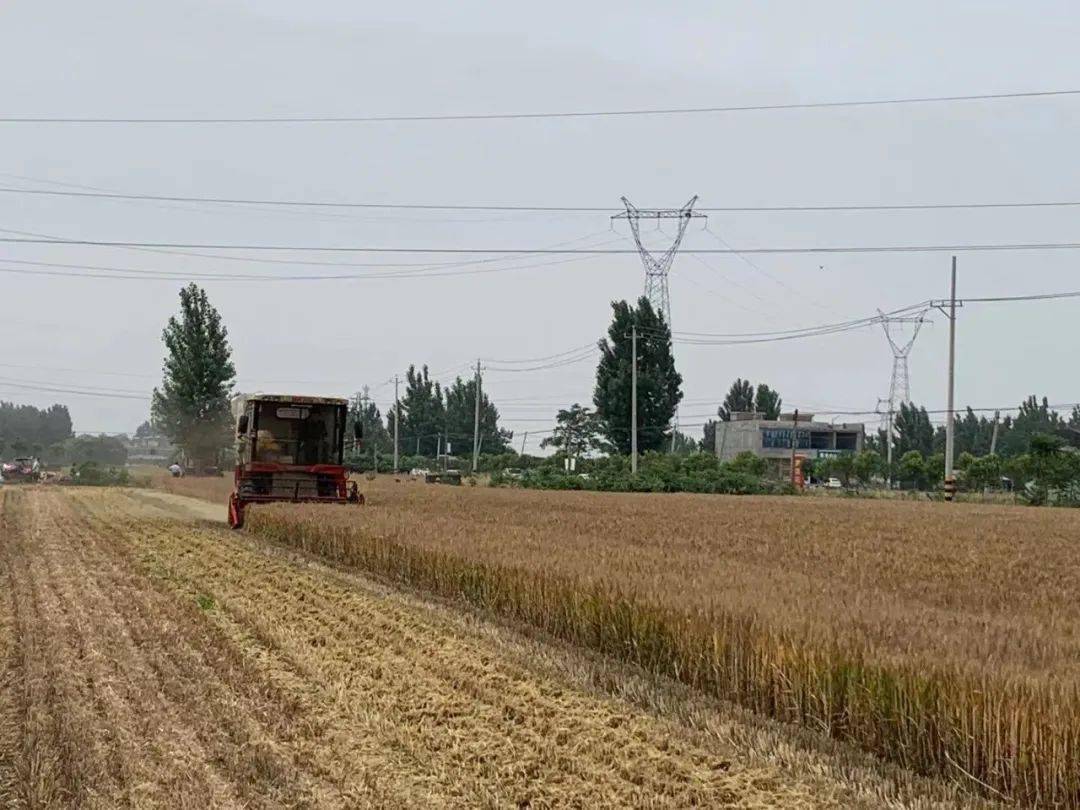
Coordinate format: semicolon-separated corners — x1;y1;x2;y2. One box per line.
392;375;400;472
631;324;638;476
520;431;528;456
790;409;799;486
471;360;482;473
929;259;963;500
990;410;1001;456
944;257;958;500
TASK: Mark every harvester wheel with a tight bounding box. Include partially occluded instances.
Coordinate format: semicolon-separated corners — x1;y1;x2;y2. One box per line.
227;493;244;529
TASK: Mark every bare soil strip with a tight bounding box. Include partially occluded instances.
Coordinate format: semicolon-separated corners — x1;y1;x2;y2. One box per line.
0;486;883;809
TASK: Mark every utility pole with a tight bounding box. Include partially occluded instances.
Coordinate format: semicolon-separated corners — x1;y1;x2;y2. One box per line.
520;431;528;456
392;375;400;473
990;410;1001;456
929;258;961;501
631;324;638;476
472;360;482;473
944;257;958;501
790;409;799;486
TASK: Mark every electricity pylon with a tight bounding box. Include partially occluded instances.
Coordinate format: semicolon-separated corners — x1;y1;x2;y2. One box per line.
612;196;704;327
878;309;928;484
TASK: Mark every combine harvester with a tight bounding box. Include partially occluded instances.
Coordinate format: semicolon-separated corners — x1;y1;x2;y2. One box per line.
1;457;39;484
228;394;363;528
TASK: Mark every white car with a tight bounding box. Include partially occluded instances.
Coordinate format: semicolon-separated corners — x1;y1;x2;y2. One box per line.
825;477;843;489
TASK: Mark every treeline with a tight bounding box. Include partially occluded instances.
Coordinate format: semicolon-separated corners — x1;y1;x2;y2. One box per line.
866;397;1080;459
0;402;72;455
0;400;131;466
345;365;514;464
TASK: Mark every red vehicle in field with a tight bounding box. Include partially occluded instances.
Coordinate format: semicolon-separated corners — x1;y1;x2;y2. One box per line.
228;394;362;528
1;457;38;484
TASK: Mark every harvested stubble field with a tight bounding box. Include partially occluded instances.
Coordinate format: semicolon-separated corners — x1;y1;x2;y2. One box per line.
1;485;975;809
244;478;1080;807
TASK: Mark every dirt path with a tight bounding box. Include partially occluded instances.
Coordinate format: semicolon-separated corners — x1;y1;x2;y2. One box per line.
0;487;964;808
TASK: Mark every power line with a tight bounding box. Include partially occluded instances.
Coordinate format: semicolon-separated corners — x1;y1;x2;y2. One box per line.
481;342;596;365
0;223;626;274
959;290;1080;303
7;184;1080;214
0;252;609;283
2;88;1076;124
8;235;1080;255
0;380;150;400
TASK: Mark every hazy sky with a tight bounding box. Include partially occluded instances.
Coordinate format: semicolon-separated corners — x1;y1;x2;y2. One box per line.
2;1;1079;448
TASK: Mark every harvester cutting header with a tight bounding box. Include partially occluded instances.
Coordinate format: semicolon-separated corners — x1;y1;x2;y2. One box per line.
227;393;362;528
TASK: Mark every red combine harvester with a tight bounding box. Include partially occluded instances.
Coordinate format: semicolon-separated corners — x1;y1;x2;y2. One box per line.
1;457;38;484
228;394;362;529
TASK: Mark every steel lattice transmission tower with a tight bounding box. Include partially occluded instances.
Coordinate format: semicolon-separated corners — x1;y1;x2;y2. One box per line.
613;196;705;326
877;309;928;483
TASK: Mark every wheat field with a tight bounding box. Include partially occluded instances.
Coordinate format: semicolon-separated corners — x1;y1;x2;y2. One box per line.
244;478;1080;806
5;484;986;808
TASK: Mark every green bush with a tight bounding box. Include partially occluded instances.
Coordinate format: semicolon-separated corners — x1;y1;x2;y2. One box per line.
512;452;772;495
67;461;131;487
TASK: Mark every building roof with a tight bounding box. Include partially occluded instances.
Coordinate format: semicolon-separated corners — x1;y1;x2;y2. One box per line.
233;393;348;407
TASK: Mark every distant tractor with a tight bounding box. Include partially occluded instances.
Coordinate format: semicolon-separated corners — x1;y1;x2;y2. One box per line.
228;394;362;529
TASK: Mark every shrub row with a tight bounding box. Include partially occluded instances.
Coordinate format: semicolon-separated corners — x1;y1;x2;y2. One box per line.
494;451;792;494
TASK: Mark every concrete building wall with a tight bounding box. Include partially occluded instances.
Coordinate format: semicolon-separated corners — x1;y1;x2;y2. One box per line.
715;416;865;467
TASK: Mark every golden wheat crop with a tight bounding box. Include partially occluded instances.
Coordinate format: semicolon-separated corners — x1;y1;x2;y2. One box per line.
246;482;1080;806
4;486;912;808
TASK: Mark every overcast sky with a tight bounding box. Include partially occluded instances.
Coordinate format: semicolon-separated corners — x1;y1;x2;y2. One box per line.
2;1;1079;448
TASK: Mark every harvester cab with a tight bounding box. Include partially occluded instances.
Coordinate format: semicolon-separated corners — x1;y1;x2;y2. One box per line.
227;394;363;529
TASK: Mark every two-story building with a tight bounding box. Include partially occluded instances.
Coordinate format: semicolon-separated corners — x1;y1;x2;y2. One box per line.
714;411;865;478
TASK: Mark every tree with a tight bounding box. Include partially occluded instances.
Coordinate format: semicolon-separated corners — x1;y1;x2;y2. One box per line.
347;398;392;457
134;420;154;438
670;430;699;455
541;403;604;459
954;408;995;456
965;454;1002;491
702;420;718;453
1025;433;1080;496
753;384;783;420
925;452;946;487
594;298;683;454
998;396;1062;457
852;449;882;487
63;435;128;466
0;402;72;449
727;450;767;477
392;365;445;457
898;450;926;490
718;379;755;422
151;284;236;468
828;453;856;487
893;403;935;457
443;375;511;456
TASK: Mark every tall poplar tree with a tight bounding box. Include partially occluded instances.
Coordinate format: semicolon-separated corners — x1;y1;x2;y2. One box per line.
593;297;682;454
151;284;236;469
